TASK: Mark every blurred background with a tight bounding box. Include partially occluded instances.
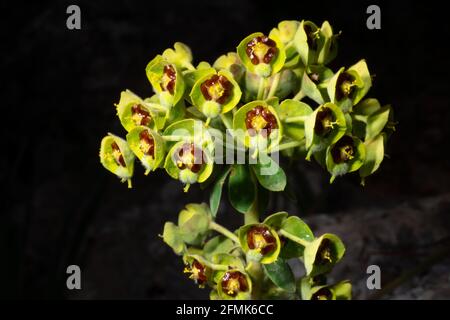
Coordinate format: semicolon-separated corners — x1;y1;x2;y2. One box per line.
2;0;450;299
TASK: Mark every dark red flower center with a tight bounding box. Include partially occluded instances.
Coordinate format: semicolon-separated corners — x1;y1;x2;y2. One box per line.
245;35;278;65
335;72;356;101
111;142;125;167
160;64;176;95
184;260;208;286
316;238;335;266
200;74;233;104
312;288;333;300
176;143;205;173
245;106;278;137
247;225;277;255
331;136;355;164
221;271;249;297
314;107;336;136
131;104;152;126
139;130;155;158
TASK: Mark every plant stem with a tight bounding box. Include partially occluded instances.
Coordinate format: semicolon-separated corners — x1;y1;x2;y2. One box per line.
268;140;303;153
220;113;232;130
257;77;266;100
283;115;309;123
210;221;240;244
245;206;259;225
192;255;229;271
279;229;310;247
267;73;281;99
161;135;192;142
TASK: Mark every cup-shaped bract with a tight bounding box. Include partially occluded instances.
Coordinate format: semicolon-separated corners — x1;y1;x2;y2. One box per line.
162;42;193;71
190;69;242;119
237;32;286;78
99;133;135;187
182;255;212;288
178;203;211;245
164;141;213;186
146;55;186;107
326;135;366;182
304;102;347;159
213;52;245;83
238;223;281;264
115;90;162;132
126;126;165;175
216;269;252;300
327;60;372;112
304;234;345;277
233;100;282;152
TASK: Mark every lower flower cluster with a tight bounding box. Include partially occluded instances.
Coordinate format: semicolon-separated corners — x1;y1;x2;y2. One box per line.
163;203;351;300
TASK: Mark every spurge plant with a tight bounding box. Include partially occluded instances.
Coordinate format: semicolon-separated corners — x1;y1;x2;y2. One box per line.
99;19;395;300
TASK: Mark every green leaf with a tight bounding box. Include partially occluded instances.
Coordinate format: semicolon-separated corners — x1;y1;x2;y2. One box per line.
178;203;211;245
209;166;232;217
263;258;296;293
280;216;314;259
252;152;287;192
263;212;289;228
276;99;313;141
228;165;256;214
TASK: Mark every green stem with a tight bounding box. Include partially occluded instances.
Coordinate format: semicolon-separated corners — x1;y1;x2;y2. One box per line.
267;73;281;99
283;115;309;123
245;206;259;225
220;113;233;130
268;140;303;153
161;135;193;142
210;221;240;244
190;255;229;271
279;229;310;247
257;77;266;100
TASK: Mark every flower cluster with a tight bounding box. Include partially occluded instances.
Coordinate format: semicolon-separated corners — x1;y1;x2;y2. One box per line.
98;19;395;299
163;205;350;300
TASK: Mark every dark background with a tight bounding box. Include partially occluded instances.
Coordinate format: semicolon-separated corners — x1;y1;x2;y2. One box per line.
2;0;450;299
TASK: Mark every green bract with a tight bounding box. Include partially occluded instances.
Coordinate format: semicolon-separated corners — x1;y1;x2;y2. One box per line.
99;133;135;188
304;233;345;277
126;126;165;175
233;100;283;152
237;32;286;77
190;69;242;119
327;59;372;112
146;55;186;107
238;223;281;264
99;18;395;300
304;102;347;159
326;135;366;183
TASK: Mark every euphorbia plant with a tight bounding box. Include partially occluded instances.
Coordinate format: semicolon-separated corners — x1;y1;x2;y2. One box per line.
99;19;395;300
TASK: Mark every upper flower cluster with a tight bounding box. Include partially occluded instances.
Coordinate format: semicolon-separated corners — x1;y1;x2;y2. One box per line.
99;19;395;190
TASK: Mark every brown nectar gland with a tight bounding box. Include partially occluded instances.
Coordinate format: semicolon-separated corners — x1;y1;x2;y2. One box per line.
245;35;278;65
160;64;176;95
139;130;155;158
221;271;249;297
176;143;205;173
184;260;208;287
200;74;233;104
247;225;277;255
111;142;126;167
131;104;152;126
336;72;356;101
312;288;333;300
316;238;335;266
331;136;355;164
245;106;278;137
